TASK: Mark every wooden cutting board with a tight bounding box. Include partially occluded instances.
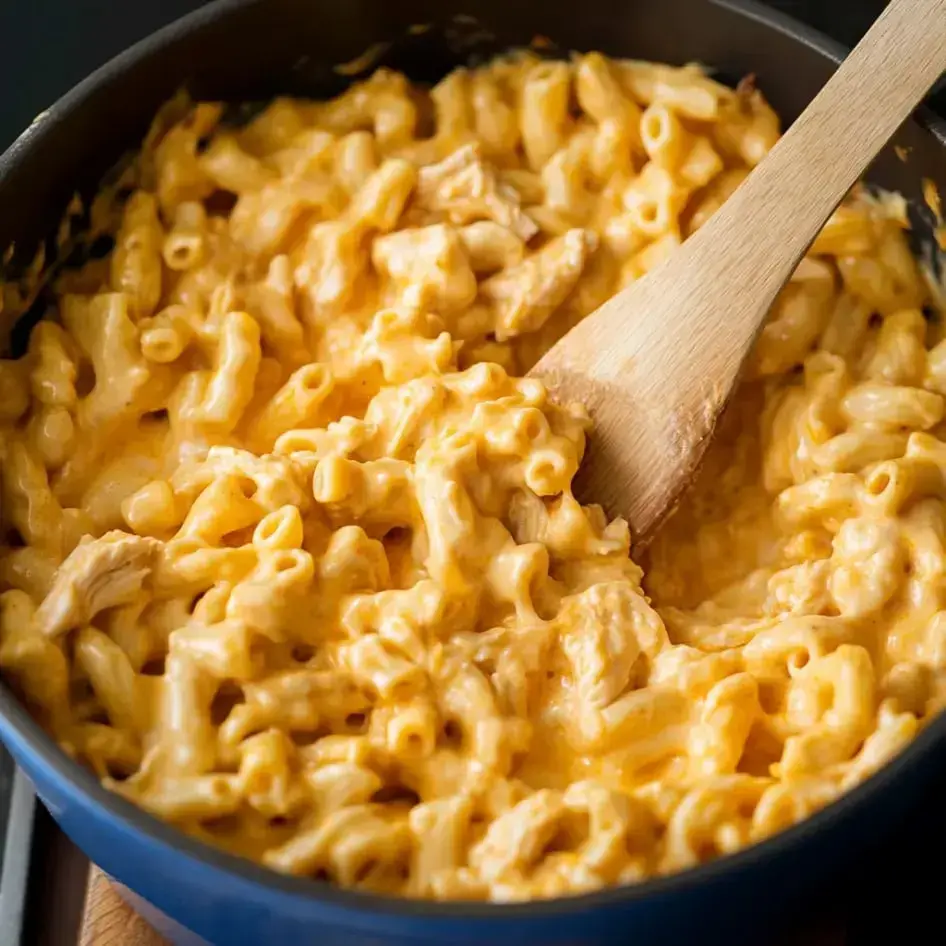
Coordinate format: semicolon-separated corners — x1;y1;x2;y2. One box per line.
80;869;167;946
78;863;848;946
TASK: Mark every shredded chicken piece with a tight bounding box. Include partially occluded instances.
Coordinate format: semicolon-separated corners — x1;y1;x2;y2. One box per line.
415;144;539;241
36;531;161;637
372;224;478;315
559;582;667;713
482;228;597;340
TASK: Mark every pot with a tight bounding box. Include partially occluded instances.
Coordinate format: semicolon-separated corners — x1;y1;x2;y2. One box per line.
1;1;945;943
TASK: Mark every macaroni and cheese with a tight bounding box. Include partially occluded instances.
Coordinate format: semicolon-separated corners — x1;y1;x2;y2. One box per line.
0;52;942;901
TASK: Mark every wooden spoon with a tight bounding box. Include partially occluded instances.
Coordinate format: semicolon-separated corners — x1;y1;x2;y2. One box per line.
529;0;946;544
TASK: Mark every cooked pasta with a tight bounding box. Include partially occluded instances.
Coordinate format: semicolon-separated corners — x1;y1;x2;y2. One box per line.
0;51;942;902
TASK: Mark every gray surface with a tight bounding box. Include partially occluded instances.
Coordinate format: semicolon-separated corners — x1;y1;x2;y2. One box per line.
0;759;35;946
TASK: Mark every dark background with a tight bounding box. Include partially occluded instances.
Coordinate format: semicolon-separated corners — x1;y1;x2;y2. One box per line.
3;1;945;944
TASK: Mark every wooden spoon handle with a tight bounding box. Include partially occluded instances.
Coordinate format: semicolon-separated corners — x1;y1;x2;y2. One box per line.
679;0;946;315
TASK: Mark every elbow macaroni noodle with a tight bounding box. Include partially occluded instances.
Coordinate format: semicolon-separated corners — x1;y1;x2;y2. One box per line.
0;52;943;901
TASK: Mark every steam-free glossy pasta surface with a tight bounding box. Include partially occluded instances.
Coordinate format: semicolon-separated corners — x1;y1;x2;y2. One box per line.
0;52;943;902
